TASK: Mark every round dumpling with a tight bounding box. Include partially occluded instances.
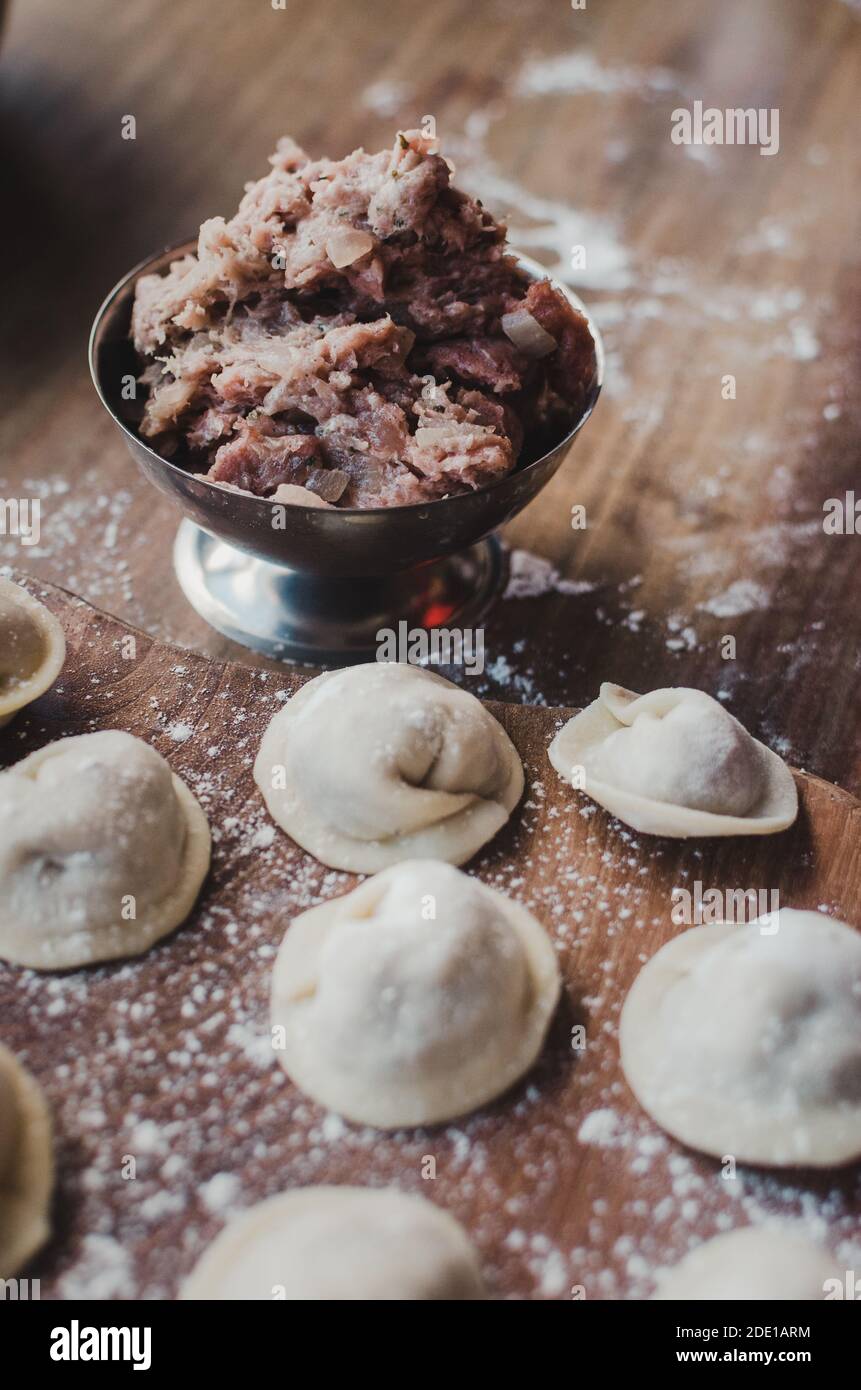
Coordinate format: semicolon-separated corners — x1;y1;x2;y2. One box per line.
653;1228;841;1301
0;579;65;728
620;909;861;1166
270;860;560;1127
0;1044;53;1278
254;663;524;872
548;683;797;837
0;730;211;969
181;1186;485;1300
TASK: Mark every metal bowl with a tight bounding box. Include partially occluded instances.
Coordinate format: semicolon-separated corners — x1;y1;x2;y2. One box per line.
89;241;603;662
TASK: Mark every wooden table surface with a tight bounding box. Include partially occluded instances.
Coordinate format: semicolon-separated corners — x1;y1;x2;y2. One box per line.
1;0;860;789
5;583;860;1300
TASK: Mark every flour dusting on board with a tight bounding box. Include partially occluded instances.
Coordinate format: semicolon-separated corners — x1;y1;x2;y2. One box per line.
516;50;679;98
504;549;596;600
1;36;854;1301
1;591;857;1300
698;581;771;618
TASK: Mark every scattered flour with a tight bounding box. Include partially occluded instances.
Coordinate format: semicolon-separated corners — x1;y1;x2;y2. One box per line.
783;320;820;362
200;1171;241;1214
361;78;411;117
516;50;678;99
698;580;771;618
166;721;194;744
578;1108;623;1148
504;549;596;600
57;1235;135;1301
466;164;633;291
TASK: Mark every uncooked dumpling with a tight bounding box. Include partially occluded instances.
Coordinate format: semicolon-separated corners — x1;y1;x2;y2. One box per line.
0;730;211;969
653;1228;841;1300
548;683;797;837
0;1044;53;1278
181;1186;485;1300
620;909;861;1166
0;579;65;728
254;663;523;872
270;860;560;1127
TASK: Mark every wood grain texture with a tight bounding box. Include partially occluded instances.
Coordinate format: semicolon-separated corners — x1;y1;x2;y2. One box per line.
0;0;859;795
1;580;858;1300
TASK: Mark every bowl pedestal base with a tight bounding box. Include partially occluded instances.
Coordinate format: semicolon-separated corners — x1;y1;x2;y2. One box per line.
173;519;504;665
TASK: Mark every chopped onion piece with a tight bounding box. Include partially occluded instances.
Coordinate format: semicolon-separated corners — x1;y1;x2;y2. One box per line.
325;229;375;268
413;427;453;447
270;484;333;510
501;308;558;358
307;467;349;502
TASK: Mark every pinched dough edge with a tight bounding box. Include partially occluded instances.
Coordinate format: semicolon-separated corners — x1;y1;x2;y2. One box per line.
0;579;66;729
0;1043;53;1278
549;683;798;838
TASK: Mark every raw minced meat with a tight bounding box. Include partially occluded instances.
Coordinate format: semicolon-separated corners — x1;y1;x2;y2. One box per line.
131;130;597;509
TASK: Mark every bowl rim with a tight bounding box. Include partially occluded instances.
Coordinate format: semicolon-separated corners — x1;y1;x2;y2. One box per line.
89;241;604;517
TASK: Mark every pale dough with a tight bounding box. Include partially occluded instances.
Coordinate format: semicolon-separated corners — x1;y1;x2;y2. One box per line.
0;730;211;969
0;1043;53;1278
548;683;797;837
270;859;561;1127
254;663;524;871
620;909;861;1166
181;1186;485;1300
0;578;65;729
653;1227;841;1300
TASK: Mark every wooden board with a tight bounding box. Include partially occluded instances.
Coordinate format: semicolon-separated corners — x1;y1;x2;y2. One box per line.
1;578;859;1301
